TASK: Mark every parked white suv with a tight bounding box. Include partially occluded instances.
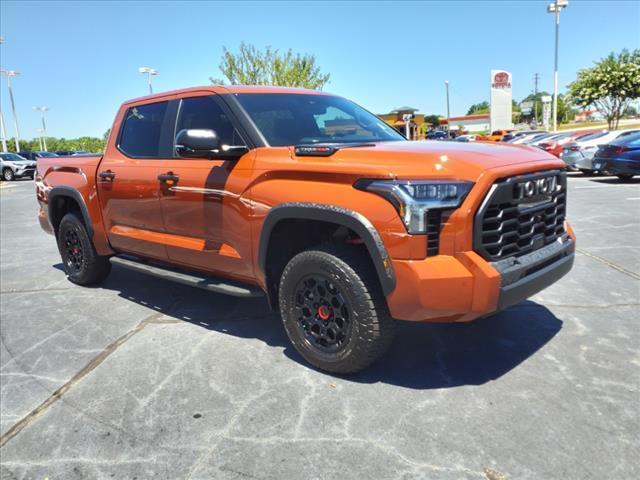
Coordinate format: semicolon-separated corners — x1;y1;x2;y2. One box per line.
0;153;37;181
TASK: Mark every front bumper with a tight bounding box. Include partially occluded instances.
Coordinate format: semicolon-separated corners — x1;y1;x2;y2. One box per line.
13;165;36;178
491;237;574;310
386;234;575;322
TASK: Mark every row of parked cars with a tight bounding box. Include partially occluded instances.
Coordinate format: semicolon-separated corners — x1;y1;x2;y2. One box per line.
0;150;92;181
503;129;639;180
445;128;640;180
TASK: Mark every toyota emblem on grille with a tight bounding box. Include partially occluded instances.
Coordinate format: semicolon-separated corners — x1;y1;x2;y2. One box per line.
515;176;560;200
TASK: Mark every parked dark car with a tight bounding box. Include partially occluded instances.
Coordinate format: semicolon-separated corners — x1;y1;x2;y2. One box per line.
425;130;448;140
55;150;90;156
18;151;59;160
592;132;640;180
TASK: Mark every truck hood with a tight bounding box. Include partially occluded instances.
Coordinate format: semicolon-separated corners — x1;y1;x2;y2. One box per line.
308;141;563;181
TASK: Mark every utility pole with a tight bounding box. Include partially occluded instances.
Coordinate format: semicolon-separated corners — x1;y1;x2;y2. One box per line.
533;73;541;125
445;80;451;138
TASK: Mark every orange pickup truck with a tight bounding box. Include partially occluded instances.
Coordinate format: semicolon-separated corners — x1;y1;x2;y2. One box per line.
36;86;575;373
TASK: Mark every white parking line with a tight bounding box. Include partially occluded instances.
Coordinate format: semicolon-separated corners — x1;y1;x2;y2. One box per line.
626;197;640;200
575;185;639;189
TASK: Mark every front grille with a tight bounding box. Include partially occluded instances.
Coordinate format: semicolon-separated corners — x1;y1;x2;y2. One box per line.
425;210;442;256
474;170;567;261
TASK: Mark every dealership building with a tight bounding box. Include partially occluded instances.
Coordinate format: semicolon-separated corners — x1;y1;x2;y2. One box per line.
442;114;491;133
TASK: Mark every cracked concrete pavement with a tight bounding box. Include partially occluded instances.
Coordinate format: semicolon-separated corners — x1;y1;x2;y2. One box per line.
0;174;638;479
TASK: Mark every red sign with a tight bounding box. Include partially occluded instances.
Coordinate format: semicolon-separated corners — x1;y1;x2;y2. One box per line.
492;72;511;89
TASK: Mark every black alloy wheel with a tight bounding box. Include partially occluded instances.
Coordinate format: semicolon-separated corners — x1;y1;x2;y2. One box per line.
294;274;353;354
57;212;111;285
63;226;85;273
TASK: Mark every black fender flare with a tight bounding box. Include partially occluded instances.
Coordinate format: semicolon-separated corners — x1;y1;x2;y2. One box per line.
258;203;396;295
48;186;95;238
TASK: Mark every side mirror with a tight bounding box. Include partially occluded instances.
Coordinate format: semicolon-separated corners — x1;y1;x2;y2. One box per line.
175;129;249;159
175;129;221;158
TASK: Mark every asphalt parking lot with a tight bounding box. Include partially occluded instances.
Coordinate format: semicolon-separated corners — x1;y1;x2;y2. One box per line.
1;174;638;480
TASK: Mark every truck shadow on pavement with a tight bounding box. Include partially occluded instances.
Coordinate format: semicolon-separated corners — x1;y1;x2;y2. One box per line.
60;264;563;390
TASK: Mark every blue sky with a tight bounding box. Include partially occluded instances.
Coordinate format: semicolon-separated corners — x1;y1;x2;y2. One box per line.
1;0;639;139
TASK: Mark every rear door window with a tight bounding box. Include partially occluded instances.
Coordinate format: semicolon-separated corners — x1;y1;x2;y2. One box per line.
118;101;169;157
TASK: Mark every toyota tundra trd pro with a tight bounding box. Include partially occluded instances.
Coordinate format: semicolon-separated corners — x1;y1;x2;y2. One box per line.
35;86;575;373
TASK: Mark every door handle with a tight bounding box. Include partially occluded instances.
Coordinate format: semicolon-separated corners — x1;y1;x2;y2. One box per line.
158;172;179;186
98;170;116;182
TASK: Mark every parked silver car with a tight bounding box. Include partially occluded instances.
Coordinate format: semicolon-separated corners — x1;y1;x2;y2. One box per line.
561;129;640;173
0;153;37;181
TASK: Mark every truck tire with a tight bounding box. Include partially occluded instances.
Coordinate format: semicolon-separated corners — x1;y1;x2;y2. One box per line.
2;168;14;181
617;174;634;181
57;212;111;285
278;244;394;374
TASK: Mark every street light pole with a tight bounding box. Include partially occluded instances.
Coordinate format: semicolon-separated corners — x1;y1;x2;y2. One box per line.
547;0;568;133
445;81;451;138
0;38;7;152
1;69;21;152
138;67;158;95
34;106;49;151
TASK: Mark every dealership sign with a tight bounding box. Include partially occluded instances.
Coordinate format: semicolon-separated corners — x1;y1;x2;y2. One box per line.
490;70;513;131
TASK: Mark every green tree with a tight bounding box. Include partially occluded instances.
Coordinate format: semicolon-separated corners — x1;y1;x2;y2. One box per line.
423;115;441;127
7;136;106;154
567;49;640;129
467;101;489;115
211;42;331;90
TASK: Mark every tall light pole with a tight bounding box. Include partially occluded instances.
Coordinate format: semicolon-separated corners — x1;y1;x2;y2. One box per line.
547;0;568;132
138;66;158;95
0;110;7;153
0;69;21;152
445;80;451;138
0;37;7;152
34;106;49;151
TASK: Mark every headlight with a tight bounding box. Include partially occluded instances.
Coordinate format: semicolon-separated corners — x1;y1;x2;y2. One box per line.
355;179;474;234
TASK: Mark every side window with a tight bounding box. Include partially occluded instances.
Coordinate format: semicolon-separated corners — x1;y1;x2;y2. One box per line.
176;96;245;148
119;101;168;158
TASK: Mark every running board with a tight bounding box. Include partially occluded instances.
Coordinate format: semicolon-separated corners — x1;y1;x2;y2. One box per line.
110;255;264;298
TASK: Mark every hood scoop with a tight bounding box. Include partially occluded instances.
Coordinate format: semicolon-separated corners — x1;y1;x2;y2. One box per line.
294;142;377;157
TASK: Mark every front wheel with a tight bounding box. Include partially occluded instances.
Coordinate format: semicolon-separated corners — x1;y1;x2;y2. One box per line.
617;174;634;181
2;168;14;181
57;212;111;285
278;245;394;374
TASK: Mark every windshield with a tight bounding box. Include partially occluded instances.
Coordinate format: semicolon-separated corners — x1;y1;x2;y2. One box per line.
0;153;27;161
235;94;404;146
36;152;59;157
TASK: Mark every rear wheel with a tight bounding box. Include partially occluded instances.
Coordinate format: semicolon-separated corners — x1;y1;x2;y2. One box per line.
278;245;394;374
2;168;14;181
617;174;634;181
57;212;111;285
579;169;592;175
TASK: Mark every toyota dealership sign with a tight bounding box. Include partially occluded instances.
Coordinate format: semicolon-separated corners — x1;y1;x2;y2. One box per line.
490;70;513;131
